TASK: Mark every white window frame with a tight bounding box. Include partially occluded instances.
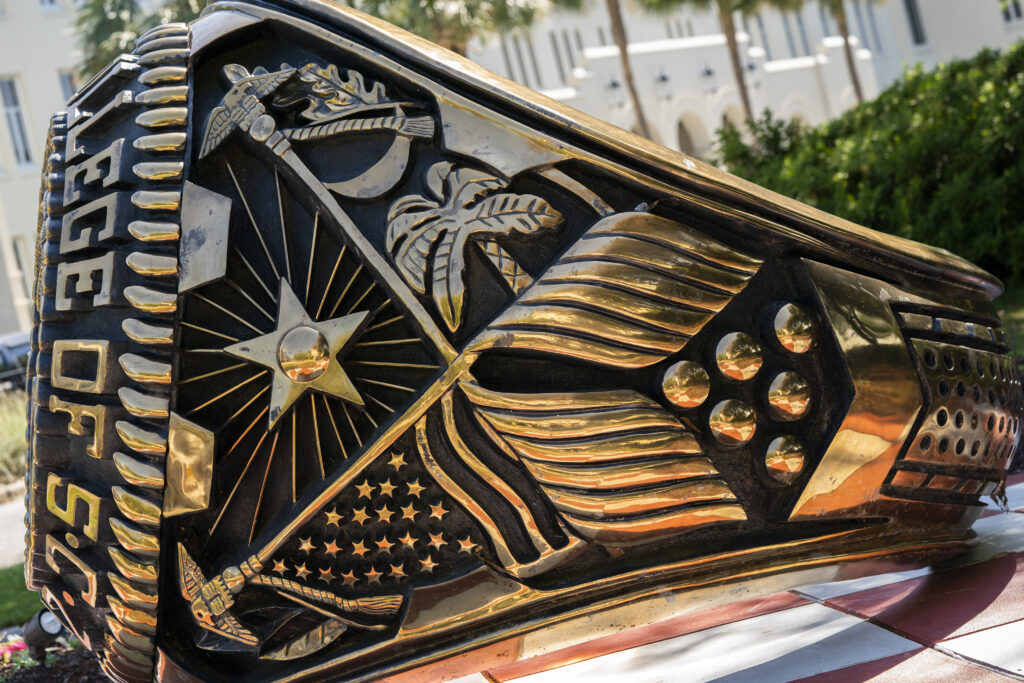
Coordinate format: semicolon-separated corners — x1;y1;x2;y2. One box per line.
10;236;31;301
902;0;927;45
58;71;77;102
0;78;33;169
1002;0;1024;24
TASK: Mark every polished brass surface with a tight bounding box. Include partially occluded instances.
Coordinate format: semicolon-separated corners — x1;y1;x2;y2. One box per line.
765;436;807;485
774;303;816;354
662;360;711;409
789;262;924;520
164;413;216;517
224;278;370;427
708;399;758;446
715;333;763;381
277;326;330;382
767;371;812;420
24;6;1022;683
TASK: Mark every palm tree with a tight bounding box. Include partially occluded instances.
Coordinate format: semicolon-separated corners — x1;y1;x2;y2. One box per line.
643;0;806;124
605;0;653;137
348;0;576;56
74;0;204;79
818;0;885;104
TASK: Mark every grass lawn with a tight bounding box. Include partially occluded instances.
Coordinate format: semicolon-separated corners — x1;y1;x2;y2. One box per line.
0;564;41;629
0;390;25;486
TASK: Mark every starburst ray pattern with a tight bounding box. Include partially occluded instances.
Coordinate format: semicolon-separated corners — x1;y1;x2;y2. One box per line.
178;150;442;549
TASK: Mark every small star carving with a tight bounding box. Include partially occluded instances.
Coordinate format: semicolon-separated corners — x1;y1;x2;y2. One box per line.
376;535;395;554
355;480;375;499
365;566;382;585
351;539;370;558
325;507;343;528
457;536;477;554
272;559;287;575
298;537;315;553
399;532;418;550
318;566;334;584
376;505;395;523
324;538;342;558
400;502;418;521
294;563;311;580
389;562;406;579
340;569;358;588
378;479;397;497
388;452;407;471
351;507;371;525
419;555;438;573
429;502;449;520
427;532;446;551
406;479;426;498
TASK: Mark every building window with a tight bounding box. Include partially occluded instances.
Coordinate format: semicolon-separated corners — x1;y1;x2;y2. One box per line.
781;13;798;57
39;0;58;10
525;35;543;88
852;0;871;50
510;35;530;88
755;13;772;61
561;30;576;69
10;236;30;300
818;4;832;36
597;26;607;46
59;72;76;101
867;2;884;52
903;0;927;44
794;10;811;55
0;79;31;166
499;37;515;81
1003;0;1024;22
549;31;567;84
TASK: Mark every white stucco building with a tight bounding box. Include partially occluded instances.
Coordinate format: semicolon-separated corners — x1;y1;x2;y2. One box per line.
0;0;78;332
467;0;1024;157
0;0;1022;332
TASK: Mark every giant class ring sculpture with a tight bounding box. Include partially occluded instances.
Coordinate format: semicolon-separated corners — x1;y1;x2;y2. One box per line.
24;1;1022;680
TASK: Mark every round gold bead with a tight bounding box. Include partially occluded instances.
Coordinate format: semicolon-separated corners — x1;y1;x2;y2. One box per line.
278;325;331;382
662;361;711;409
774;303;815;354
715;332;763;381
708;399;757;446
767;372;812;420
765;436;806;484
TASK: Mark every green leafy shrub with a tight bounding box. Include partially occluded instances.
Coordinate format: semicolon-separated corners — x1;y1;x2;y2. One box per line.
715;43;1024;283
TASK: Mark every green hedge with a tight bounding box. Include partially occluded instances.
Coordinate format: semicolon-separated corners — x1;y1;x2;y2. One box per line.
715;43;1024;283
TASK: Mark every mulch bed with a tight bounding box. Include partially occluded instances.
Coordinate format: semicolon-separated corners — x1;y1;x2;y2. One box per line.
0;648;104;682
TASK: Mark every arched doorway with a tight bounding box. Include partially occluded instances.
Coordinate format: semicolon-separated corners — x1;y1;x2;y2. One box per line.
677;112;711;158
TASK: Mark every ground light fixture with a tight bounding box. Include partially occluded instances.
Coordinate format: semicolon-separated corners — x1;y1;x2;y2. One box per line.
22;609;64;661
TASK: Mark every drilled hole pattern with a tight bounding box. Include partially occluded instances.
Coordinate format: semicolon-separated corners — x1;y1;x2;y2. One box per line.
889;335;1023;501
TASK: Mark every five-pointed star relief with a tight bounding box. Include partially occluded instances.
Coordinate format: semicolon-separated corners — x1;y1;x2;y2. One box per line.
225;278;369;429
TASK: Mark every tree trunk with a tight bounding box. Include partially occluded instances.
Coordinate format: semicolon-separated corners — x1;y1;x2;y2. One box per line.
835;7;864;104
718;3;753;123
605;0;651;139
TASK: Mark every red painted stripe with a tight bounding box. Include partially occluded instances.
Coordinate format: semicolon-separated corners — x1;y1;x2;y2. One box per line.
826;553;1024;645
792;647;1005;682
